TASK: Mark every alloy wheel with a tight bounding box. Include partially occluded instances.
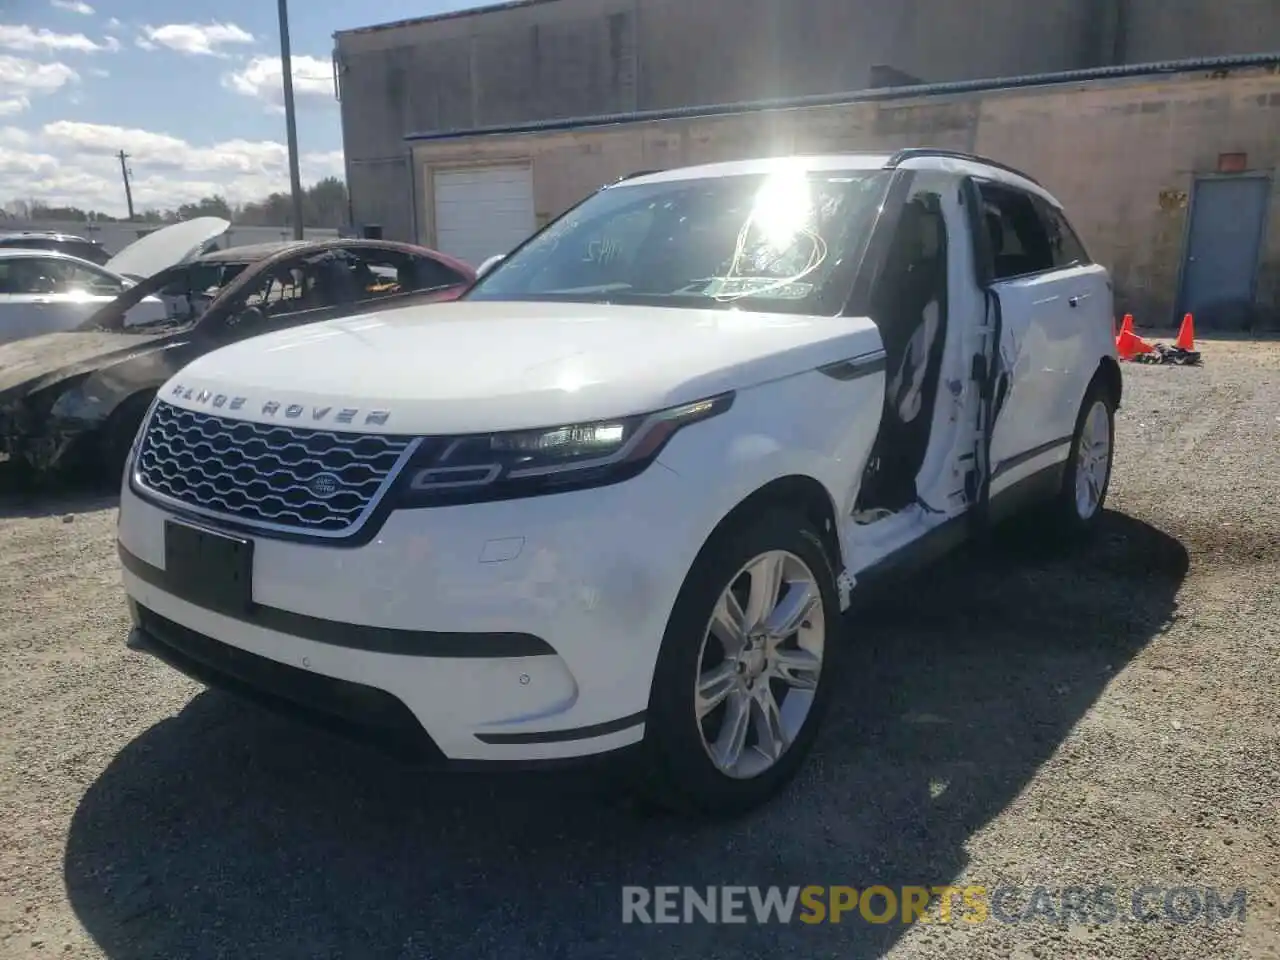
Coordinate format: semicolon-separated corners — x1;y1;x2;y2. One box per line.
1074;399;1112;520
694;549;826;780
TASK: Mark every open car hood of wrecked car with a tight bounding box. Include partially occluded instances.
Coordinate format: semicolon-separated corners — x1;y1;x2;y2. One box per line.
104;217;231;280
0;330;172;397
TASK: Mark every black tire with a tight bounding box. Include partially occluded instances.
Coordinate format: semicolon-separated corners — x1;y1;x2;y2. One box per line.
635;509;843;818
1043;376;1116;538
100;393;154;489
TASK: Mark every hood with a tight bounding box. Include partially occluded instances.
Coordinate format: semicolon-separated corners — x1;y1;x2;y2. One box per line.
162;300;884;435
0;330;170;396
105;217;230;280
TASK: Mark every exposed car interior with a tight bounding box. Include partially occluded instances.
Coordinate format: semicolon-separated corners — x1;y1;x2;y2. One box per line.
856;192;949;515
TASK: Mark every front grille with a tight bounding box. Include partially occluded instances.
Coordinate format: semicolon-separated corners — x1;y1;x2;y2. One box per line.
134;401;416;535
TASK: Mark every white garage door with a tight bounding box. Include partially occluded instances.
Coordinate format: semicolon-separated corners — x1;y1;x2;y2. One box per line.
432;164;536;268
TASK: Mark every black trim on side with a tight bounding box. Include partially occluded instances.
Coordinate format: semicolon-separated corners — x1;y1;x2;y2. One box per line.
475;711;646;745
119;543;555;658
991;436;1072;483
849;461;1067;605
817;352;887;381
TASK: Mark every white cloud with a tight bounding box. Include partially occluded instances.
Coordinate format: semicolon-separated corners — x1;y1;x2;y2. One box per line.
137;22;254;57
223;55;333;112
0;24;110;53
0;54;80;114
0;121;344;214
106;17;121;30
50;0;96;15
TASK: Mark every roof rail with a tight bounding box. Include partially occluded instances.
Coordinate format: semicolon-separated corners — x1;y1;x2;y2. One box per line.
884;148;1042;186
612;169;662;184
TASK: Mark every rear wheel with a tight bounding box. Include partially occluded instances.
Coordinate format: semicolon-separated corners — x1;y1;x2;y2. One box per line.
1045;378;1115;537
637;510;842;817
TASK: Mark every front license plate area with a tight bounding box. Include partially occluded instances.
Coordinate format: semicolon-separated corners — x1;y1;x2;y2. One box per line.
164;520;253;616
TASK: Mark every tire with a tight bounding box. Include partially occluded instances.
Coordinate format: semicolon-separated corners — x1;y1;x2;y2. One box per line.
1044;377;1116;538
100;393;154;489
636;509;843;818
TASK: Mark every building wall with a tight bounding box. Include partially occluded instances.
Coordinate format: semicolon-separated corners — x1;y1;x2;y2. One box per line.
410;65;1280;329
335;0;1280;245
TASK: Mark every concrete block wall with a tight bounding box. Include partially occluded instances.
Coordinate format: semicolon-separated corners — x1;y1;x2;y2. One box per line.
411;65;1280;329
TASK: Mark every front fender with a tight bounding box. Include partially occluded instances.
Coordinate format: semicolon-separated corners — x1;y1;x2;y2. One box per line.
656;362;885;574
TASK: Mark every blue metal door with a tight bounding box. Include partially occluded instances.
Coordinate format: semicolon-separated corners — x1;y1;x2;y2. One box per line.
1177;176;1271;329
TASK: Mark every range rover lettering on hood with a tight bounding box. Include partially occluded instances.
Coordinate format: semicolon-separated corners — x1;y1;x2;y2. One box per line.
168;383;391;426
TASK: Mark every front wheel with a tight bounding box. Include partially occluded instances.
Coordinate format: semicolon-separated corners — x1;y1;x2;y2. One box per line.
637;510;842;817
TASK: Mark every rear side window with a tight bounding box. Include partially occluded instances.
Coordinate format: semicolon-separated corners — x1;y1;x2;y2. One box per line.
340;248;469;302
1036;199;1092;270
977;183;1055;281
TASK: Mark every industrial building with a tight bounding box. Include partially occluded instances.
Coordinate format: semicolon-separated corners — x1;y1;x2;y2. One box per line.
334;0;1280;328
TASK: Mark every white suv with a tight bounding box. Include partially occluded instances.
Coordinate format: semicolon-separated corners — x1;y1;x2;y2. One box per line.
117;151;1120;815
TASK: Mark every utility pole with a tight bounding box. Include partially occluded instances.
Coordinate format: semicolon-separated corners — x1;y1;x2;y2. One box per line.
118;150;135;221
277;0;305;240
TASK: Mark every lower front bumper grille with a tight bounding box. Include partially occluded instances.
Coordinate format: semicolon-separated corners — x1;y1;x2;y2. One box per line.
131;605;446;763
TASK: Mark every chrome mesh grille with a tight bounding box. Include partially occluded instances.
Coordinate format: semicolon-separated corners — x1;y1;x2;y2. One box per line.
134;401;415;535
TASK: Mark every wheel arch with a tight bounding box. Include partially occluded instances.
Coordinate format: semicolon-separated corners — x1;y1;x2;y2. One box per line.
694;474;844;577
1097;355;1122;410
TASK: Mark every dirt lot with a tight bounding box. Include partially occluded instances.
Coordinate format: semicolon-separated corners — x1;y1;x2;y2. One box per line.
1;340;1278;959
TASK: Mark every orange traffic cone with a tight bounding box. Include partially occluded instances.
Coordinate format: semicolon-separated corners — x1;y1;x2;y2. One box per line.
1116;327;1155;361
1119;314;1134;336
1174;313;1195;352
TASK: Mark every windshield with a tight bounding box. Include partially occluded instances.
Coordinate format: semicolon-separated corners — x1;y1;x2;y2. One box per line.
465;168;890;315
76;259;250;332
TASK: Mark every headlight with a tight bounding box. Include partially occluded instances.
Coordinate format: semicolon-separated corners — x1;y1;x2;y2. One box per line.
395;392;734;507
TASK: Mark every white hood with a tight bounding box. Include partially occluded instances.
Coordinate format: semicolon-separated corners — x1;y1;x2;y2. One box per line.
164;300;884;435
105;216;230;279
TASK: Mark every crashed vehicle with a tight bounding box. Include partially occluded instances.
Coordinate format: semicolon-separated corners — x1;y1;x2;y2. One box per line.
115;150;1121;816
0;238;475;483
0;218;233;345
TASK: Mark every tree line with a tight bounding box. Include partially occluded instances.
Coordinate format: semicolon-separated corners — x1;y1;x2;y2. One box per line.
1;177;349;228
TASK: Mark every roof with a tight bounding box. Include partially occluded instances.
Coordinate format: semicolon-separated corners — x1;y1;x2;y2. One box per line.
610;150;1056;205
195;240;312;263
0;231;96;243
404;51;1280;143
620;155;896;186
335;0;558;37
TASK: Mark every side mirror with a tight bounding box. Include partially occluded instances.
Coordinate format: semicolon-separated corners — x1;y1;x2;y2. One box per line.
476;254;504;279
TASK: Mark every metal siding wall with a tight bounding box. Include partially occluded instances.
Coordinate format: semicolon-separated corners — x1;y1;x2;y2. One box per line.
346;157;414;242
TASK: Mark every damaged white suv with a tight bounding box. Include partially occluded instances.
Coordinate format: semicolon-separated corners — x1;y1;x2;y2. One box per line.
116;151;1120;815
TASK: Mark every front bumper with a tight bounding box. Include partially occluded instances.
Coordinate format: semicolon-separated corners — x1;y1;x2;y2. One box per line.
117;461;706;763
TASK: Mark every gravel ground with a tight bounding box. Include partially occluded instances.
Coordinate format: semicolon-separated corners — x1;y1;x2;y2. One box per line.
1;339;1278;960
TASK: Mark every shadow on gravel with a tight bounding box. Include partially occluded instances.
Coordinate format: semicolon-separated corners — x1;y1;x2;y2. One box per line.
64;510;1187;960
0;462;117;520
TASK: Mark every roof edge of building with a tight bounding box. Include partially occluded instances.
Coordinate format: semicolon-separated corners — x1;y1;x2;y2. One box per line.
404;51;1280;144
335;0;560;38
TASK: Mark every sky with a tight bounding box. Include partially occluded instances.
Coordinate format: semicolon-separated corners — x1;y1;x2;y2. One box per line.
0;0;480;217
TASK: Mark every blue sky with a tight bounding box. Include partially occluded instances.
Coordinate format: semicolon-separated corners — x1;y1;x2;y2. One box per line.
0;0;479;215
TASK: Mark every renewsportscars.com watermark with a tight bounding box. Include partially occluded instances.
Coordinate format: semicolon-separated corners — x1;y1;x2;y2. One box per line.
622;885;1248;926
